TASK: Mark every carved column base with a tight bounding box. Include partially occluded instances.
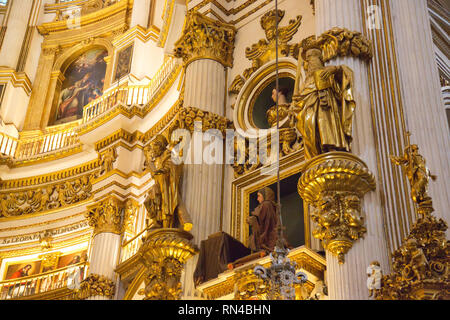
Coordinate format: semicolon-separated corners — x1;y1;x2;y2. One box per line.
138;229;198;300
297;152;376;264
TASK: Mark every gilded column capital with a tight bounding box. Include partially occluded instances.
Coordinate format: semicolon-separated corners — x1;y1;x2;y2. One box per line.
85;196;124;236
298;152;376;264
173;11;237;68
175;106;233;135
138;229;198;300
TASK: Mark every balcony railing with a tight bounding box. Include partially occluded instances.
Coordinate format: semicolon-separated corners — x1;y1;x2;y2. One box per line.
0;57;180;164
0;262;89;300
83;57;179;123
120;226;151;263
14;127;80;161
0;132;18;158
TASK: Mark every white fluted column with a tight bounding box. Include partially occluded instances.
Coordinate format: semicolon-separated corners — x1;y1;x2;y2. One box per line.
85;197;123;300
389;0;450;233
87;233;121;300
180;59;226;298
315;0;390;300
184;59;226;115
174;12;236;298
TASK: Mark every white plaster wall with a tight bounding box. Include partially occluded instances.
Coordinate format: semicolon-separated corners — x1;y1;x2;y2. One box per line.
0;0;33;68
0;83;30;131
130;38;165;80
130;0;151;28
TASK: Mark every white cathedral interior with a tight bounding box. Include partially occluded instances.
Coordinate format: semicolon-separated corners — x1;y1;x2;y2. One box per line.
0;0;448;301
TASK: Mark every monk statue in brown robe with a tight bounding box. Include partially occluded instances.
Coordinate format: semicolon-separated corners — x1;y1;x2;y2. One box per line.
246;187;280;253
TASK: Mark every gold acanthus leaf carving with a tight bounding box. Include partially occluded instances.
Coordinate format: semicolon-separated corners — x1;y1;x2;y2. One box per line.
0;174;94;218
77;273;116;299
375;213;449;300
85;196;124;236
297;153;376;264
309;27;373;63
176;106;233;135
173;11;237;68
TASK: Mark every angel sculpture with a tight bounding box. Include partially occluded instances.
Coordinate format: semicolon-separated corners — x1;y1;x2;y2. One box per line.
390;142;437;207
245;10;302;70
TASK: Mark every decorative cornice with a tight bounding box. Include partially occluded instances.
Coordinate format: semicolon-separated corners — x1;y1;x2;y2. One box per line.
0;68;32;96
174;11;237;68
38;0;131;36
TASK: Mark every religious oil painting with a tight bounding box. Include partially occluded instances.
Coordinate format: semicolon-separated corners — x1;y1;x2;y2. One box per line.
54;48;108;125
57;249;88;269
3;260;41;281
114;44;133;82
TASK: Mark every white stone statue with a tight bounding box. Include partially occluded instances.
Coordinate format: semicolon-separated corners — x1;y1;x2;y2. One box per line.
367;261;382;297
308;280;328;300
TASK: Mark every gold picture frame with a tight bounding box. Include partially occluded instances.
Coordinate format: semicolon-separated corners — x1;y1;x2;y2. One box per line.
113;44;134;83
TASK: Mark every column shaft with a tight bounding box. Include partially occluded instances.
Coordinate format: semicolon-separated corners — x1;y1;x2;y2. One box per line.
315;0;390;300
389;0;450;232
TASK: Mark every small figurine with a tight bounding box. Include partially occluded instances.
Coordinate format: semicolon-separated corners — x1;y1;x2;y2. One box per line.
367;261;382;298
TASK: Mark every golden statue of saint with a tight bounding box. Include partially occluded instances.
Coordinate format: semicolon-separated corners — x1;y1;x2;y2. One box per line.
391;143;437;206
292;36;356;160
143;135;192;231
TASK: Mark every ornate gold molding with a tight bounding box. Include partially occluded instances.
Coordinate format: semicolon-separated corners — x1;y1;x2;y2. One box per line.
85;196;124;236
198;247;326;299
302;27;373;64
0;173;94;218
0;68;32;96
298;152;376;264
374;142;449;300
174;11;236;68
76;273;116;299
137;229;198;300
374;213;449;300
229;9;301;97
176;106;233;135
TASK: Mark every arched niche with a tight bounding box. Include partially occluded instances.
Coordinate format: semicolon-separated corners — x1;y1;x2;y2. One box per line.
233;57;297;139
46;38;114;127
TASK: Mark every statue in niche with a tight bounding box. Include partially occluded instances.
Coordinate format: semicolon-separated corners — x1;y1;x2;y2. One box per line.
246;187;280;253
99;147;117;175
266;87;290;128
390;143;437;207
291;36;356;160
143;135;192;231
